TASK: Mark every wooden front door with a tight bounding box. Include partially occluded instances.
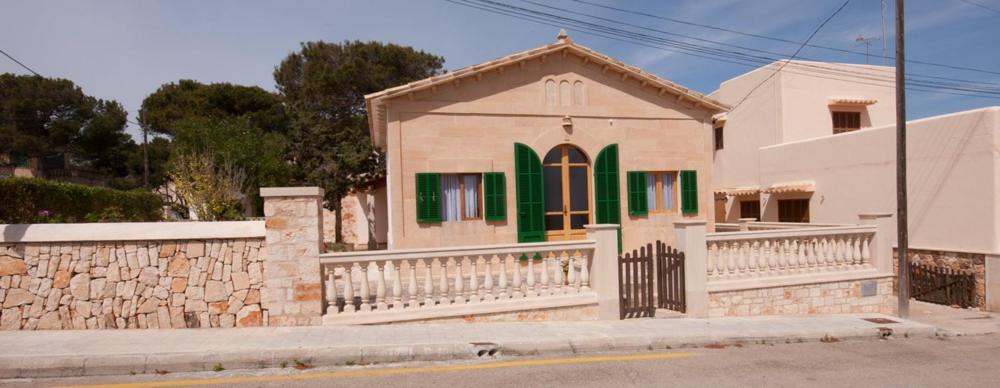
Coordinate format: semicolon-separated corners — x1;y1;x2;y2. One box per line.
542;144;591;241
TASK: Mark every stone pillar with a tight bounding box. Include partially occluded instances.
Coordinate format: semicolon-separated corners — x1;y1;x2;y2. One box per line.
859;213;894;274
585;224;620;320
986;255;1000;312
738;218;756;231
674;220;709;318
260;187;325;326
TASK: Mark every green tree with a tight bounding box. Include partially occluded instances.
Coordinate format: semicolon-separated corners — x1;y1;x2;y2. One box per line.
139;80;293;216
0;73;136;177
139;79;288;137
274;40;444;242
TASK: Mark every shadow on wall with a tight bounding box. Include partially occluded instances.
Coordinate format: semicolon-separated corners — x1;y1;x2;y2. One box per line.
1;224;28;243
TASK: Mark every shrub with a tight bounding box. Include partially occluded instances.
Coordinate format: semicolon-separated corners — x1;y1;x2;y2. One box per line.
0;177;163;223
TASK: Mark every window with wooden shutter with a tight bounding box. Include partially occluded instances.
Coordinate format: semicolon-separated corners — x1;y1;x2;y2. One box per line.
832;111;861;134
626;171;648;215
594;144;621;252
680;170;698;214
415;173;441;223
515;143;545;242
483;172;506;221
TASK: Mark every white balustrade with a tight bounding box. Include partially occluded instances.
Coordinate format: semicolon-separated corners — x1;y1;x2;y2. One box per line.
705;225;876;281
320;241;595;317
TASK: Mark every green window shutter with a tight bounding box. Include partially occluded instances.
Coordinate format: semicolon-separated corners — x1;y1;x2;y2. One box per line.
514;144;544;242
594;144;622;252
415;173;441;223
680;170;698;214
483;172;506;221
626;171;648;216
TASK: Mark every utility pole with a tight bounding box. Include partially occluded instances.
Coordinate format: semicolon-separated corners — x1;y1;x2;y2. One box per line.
142;121;149;189
895;0;910;318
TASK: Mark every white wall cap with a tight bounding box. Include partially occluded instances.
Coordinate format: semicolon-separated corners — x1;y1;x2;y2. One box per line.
259;187;324;198
583;224;620;231
1;221;265;243
673;220;708;227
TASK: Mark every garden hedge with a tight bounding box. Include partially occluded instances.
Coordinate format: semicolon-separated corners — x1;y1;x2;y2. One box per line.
0;177;163;223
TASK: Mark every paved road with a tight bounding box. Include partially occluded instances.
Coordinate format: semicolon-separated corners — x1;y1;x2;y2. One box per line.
6;335;1000;387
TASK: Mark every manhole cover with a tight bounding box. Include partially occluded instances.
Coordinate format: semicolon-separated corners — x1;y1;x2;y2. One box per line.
862;317;898;324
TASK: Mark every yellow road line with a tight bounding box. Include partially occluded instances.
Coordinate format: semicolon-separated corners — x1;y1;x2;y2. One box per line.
58;352;690;388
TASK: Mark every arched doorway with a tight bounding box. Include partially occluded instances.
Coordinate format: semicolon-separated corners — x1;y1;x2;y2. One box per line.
543;144;591;240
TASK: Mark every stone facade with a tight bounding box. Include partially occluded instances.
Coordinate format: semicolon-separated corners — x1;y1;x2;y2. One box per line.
894;248;986;307
261;187;324;326
707;277;896;318
0;239;264;330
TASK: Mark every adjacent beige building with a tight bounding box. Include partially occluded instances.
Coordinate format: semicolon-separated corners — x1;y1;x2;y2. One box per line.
364;33;727;250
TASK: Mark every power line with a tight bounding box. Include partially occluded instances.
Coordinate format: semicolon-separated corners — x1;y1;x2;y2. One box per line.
0;47;41;76
730;0;854;111
957;0;1000;14
448;0;1000;98
569;0;1000;77
514;0;1000;88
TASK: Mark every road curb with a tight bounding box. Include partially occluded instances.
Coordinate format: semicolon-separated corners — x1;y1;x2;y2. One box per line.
0;323;938;379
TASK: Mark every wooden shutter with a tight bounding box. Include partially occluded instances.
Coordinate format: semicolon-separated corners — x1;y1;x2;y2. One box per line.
680;170;698;214
626;171;648;215
514;144;544;242
594;144;622;252
483;172;506;221
415;173;441;223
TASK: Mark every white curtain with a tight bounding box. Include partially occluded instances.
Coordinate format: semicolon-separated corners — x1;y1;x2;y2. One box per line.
463;175;480;219
441;175;461;221
662;174;675;210
646;173;656;211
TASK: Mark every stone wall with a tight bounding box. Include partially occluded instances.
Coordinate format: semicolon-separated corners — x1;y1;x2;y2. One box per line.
0;239;265;330
894;248;986;307
707;277;896;318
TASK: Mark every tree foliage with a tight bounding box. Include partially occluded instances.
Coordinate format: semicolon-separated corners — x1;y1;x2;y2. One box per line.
0;73;136;177
139;79;289;137
168;153;246;221
273;40;444;240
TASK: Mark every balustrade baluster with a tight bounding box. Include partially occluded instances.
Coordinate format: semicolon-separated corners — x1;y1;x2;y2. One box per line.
777;239;788;272
407;260;418;309
747;241;758;275
526;256;537;297
359;264;372;312
439;258;450;305
816;238;827;269
554;251;565;294
390;262;401;309
714;243;726;278
454;258;466;304
540;253;550;296
861;235;872;267
706;243;716;278
513;255;523;298
567;254;578;292
468;256;480;303
834;237;845;267
852;236;863;268
579;253;590;291
499;255;510;299
736;241;748;277
765;240;777;274
845;236;856;268
727;242;738;278
483;255;495;301
325;267;338;314
423;259;434;307
343;265;356;313
376;263;388;310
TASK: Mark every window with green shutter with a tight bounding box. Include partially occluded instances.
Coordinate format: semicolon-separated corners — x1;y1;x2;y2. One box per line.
626;171;648;216
594;144;622;252
680;170;698;214
415;173;441;223
514;144;545;242
483;172;506;221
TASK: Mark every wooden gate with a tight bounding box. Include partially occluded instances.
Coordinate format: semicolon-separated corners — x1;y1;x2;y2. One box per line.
655;241;685;313
619;241;685;319
910;263;976;307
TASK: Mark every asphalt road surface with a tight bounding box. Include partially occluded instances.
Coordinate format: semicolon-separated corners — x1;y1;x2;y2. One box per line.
5;335;1000;388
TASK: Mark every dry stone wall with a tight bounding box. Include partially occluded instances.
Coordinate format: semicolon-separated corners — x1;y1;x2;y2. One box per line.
0;239;265;330
707;277;896;318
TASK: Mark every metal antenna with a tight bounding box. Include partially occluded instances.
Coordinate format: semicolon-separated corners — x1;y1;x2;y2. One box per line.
855;34;880;64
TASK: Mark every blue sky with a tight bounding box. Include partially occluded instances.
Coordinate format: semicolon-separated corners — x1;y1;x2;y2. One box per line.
2;0;998;140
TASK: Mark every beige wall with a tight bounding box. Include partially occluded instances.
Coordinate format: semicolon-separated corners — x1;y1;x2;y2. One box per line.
758;107;1000;254
710;61;897;192
382;53;716;251
323;186;388;249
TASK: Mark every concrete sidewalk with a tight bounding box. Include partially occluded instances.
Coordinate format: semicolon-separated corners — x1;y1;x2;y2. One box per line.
0;314;935;379
908;300;1000;336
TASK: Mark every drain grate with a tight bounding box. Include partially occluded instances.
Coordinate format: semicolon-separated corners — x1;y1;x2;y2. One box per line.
862;317;898;324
